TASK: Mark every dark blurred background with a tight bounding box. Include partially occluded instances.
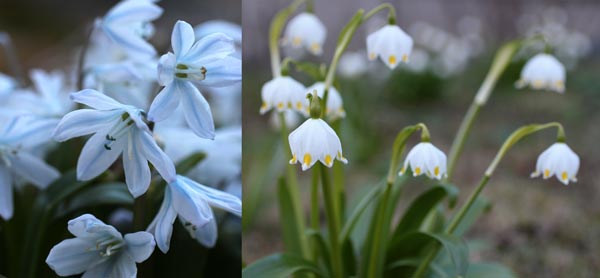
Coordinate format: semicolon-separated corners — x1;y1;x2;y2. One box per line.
242;0;600;277
0;0;241;277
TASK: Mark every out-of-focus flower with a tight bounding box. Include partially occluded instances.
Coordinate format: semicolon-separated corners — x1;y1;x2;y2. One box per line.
399;142;447;180
269;109;301;130
282;12;326;55
260;76;306;114
46;214;155;278
0;116;60;220
367;25;413;69
288;118;347;171
530;142;579;185
53;89;175;197
147;175;242;252
516;53;566;93
0;72;17;98
148;20;241;139
304;82;345;119
194;20;242;58
338;51;368;78
97;0;163;59
7;69;73;117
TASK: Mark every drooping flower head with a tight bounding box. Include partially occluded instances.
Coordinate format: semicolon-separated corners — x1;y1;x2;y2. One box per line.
304;82;345;119
260;76;306;114
367;25;414;69
46;214;155;278
400;142;447;180
147;175;242;253
282;12;327;55
53;89;176;197
148;20;241;139
516;53;566;93
97;0;163;59
530;142;579;185
288;118;348;171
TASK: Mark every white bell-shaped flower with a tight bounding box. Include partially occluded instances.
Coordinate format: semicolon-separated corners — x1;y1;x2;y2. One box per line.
400;142;447;180
516;53;566;93
530;142;579;185
367;25;413;69
304;82;345;119
260;76;306;114
288;118;347;171
282;12;326;55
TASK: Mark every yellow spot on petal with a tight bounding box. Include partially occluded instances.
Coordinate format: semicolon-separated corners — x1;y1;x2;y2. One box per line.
532;80;544;89
310;43;321;53
277;102;284;109
287;102;292;108
296;102;303;110
402;54;408;62
289;154;297;164
388;55;397;66
414;167;421;175
261;102;267;109
544;169;550;178
399;166;406;174
303;153;312;166
369;53;376;60
434;166;440;176
292;37;302;46
561;171;568;181
325;155;332;166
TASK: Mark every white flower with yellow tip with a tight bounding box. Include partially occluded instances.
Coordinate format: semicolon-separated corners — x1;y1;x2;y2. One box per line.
367;25;413;69
304;82;345;119
530;142;579;185
399;142;447;180
260;76;306;114
282;12;326;55
516;53;566;93
288;118;347;171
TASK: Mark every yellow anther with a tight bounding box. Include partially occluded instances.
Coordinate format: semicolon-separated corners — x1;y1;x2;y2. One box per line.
303;153;312;166
414;167;421;175
325;155;332;166
388;55;397;66
544;169;550;178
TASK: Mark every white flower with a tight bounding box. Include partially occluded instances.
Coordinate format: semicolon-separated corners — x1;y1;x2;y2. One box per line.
260;76;306;114
283;12;326;55
338;50;368;78
46;214;155;278
399;142;447;180
530;142;579;185
516;53;566;93
7;69;73;117
288;118;347;171
367;25;414;69
53;89;176;197
304;82;345;119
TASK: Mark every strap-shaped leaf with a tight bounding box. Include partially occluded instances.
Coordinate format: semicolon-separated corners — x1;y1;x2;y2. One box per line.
242;253;324;278
465;263;516;278
277;177;306;257
54;182;133;218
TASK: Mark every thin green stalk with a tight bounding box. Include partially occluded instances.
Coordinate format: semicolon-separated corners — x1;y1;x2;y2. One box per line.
446;103;481;181
365;182;393;278
320;164;343;278
278;112;310;258
310;168;320;260
363;3;396;23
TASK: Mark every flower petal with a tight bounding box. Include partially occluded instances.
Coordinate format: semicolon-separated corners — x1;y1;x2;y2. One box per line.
180;176;241;216
146;187;177;253
124;231;155;263
105;0;162;24
46;238;101;276
183;33;236;65
138;130;176;183
9;152;59;189
123;130;151;198
191;217;218;248
147;83;181;122
102;25;157;58
70;89;124;111
67;214;121;240
179;81;215;139
77;130;124;181
0;166;14;220
201;56;242;88
169;178;213;227
53;109;119;142
82;254;136;278
171;20;195;57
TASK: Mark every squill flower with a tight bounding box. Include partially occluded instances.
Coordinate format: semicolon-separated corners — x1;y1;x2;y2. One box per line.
0;116;60;220
46;214;155;278
148;20;241;139
260;76;306;114
7;69;74;117
516;53;566;93
97;0;163;58
288;118;348;171
53;89;176;197
367;25;414;69
399;142;447;180
147;175;242;252
304;82;345;119
531;142;579;185
282;12;326;55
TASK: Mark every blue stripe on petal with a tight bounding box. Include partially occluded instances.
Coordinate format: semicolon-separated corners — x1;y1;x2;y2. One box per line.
147;82;180;123
178;81;215;139
171;21;195;57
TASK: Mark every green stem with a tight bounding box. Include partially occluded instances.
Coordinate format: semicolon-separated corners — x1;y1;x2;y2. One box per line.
366;182;393;278
310;167;320;260
446;103;481;181
363;3;397;24
320;164;343;278
269;0;306;77
278;112;310;259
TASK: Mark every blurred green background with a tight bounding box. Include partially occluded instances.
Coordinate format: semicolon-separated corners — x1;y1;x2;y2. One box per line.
242;0;600;277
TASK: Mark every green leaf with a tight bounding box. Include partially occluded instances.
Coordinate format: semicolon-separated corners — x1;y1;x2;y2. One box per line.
391;184;458;240
306;229;330;268
341;238;357;277
465;263;516;278
242;253;323;278
55;182;133;218
340;180;383;241
335;10;364;47
175;152;207;174
293;60;327;81
276;177;305;257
